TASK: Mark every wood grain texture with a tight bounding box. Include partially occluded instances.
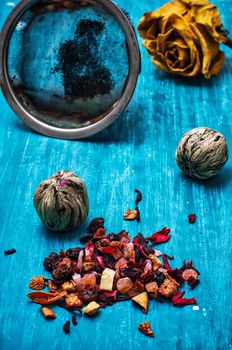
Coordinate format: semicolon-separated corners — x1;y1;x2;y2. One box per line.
0;1;232;349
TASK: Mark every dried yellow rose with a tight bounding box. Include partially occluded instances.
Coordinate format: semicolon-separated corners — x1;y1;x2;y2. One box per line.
138;0;227;78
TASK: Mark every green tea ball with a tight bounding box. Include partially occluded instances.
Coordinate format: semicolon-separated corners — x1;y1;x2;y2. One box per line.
176;127;228;180
34;170;89;231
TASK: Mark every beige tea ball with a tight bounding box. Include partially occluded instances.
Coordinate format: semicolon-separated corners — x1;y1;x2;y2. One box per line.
34;170;89;231
176;127;228;180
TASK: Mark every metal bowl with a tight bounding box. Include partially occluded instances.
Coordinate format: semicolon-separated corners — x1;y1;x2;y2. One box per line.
0;0;141;139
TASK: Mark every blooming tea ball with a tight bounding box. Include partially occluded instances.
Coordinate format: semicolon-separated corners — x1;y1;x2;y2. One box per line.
176;127;228;180
34;171;89;231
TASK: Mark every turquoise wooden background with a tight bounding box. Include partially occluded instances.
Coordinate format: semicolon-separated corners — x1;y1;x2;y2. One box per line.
0;0;232;349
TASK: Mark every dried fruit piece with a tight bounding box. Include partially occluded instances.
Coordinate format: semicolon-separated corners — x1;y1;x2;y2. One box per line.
41;307;56;319
132;291;148;313
29;276;46;290
61;280;77;292
63;320;70;334
123;209;138;221
99;268;116;291
182;269;198;281
145;282;158;298
83;301;101;316
138;321;154;337
158;276;180;298
188;214;197;224
43;252;61;272
149;254;162;270
127;280;145;298
147;228;171;244
172;291;197;307
27;291;67;305
47;280;57;293
65;293;83;308
116;277;133;294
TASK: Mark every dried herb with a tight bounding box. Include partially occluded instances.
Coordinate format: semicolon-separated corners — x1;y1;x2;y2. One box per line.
188;214;197;224
4;248;16;255
63;320;71;334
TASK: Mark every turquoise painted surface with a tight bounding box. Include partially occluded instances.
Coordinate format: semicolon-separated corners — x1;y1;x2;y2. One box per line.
0;1;232;349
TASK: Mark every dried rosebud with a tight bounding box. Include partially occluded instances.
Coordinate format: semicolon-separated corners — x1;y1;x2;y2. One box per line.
34;171;89;231
138;0;227;78
138;321;154;337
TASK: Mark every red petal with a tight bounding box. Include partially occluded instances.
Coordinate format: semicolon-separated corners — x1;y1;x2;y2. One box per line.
85;242;94;260
147;228;171;244
162;254;173;270
172;291;197;307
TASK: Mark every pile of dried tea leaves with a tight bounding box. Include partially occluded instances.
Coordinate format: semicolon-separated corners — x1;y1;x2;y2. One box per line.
27;217;200;324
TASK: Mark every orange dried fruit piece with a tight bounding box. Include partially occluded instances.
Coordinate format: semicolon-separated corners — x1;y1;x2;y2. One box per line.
138;321;154;337
127;280;145;298
132;291;149;313
83;301;101;316
27;291;67;305
29;276;46;290
123;209;138;221
145;282;159;298
65;293;83;308
158;276;180;298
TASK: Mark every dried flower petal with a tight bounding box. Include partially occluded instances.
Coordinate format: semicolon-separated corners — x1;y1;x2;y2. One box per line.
27;291;67;305
147;228;171;244
172;291;197;307
138;321;154;337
